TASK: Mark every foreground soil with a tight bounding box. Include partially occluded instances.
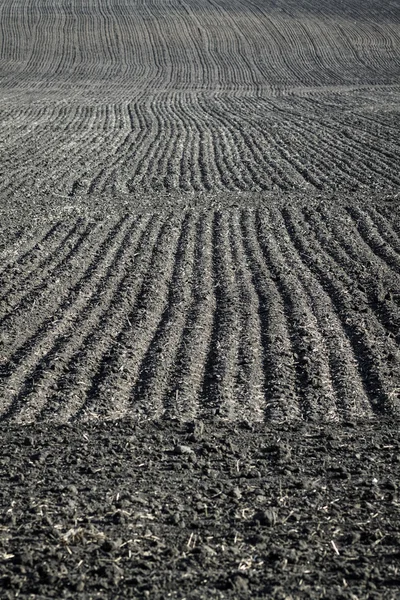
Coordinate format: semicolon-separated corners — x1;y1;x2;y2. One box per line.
1;418;400;599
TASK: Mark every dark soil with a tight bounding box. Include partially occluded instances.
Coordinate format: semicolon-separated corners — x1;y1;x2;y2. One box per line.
1;0;400;597
1;418;400;599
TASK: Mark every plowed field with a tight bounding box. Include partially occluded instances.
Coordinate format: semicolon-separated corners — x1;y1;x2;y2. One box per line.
1;0;400;423
1;1;400;598
1;201;400;424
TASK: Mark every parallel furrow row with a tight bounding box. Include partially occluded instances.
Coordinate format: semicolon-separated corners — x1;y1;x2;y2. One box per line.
2;207;398;423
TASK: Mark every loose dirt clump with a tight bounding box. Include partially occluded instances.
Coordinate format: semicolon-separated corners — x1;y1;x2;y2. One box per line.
1;419;400;599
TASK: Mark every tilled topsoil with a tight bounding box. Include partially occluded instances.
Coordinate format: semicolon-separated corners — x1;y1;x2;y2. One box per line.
1;418;400;599
1;0;400;597
1;196;400;426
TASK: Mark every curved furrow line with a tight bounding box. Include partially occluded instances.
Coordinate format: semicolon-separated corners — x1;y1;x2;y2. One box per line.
185;96;247;190
174;94;222;191
177;95;214;192
199;211;243;420
224;96;325;189
0;219;64;279
5;3;400;91
232;5;294;87
321;22;372;85
346;206;400;273
126;97;166;191
129;102;170;189
255;208;338;421
128;212;198;420
229;212;266;422
296;18;348;85
232;5;303;86
176;108;235;191
281;205;400;417
0;220;98;325
203;117;250;191
165;94;200;191
202;96;294;190
174;0;216;87
0;220;83;304
87;100;144;195
187;121;204;191
138;3;174;92
269;14;331;87
368;206;400;255
287;102;400;187
203;0;262;89
240;210;301;422
121;9;151;85
314;127;400;188
265;115;369;190
38;216;164;423
163;212;216;421
97;2;120;69
153;94;185;191
1;215;139;423
76;214;185;421
342;21;400;80
307;204;400;341
177;120;198;191
202;125;243;191
25;0;59;77
205;97;275;190
302;20;351;86
311;205;400;348
140;102;179;191
267;206;372;420
119;98;173;191
162;4;202;90
188;0;233;89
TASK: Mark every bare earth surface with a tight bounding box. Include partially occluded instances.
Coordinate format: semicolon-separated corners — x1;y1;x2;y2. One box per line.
0;0;400;597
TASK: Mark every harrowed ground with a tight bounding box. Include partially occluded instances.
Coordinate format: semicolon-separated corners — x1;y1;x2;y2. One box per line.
1;0;400;597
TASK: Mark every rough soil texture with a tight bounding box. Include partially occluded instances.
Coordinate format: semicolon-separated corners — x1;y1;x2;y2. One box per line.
1;198;400;425
2;419;400;599
1;0;400;597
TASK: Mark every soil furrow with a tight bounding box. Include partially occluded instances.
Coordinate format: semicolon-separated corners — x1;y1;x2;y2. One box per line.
130;212;197;419
78;214;184;421
164;211;216;421
282;205;400;417
256;208;338;420
200;211;242;420
267;206;372;420
240;210;301;422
